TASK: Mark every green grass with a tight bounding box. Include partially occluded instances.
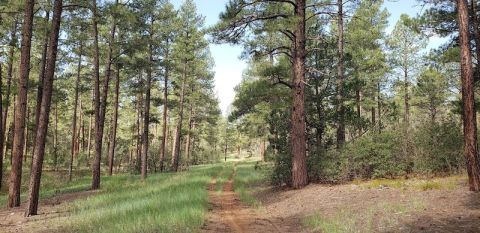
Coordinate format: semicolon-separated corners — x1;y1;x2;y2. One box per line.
214;163;234;193
233;161;270;207
0;169;92;206
57;164;223;233
1;164;226;233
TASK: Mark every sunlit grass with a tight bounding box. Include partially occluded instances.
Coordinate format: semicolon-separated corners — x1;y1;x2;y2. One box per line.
54;164;223;233
0;169;92;206
0;164;225;233
214;163;234;193
233;161;271;207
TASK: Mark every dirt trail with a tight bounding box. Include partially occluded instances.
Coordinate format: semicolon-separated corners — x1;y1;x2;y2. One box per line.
0;190;97;233
201;167;302;233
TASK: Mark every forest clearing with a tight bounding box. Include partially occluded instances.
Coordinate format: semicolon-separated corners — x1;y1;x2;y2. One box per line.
1;160;479;232
1;0;480;232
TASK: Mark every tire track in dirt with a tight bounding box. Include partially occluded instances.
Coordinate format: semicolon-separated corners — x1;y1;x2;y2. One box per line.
201;165;282;233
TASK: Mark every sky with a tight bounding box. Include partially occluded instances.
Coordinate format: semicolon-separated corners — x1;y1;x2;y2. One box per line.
171;0;446;115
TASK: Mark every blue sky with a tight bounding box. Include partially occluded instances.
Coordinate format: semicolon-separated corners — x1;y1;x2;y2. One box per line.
171;0;445;115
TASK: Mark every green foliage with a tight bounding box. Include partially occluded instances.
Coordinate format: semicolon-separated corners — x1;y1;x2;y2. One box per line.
344;131;406;179
234;162;270;207
56;164;224;233
413;120;464;174
306;120;464;183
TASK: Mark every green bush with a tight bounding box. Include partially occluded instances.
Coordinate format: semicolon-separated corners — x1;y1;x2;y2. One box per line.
308;149;348;183
413;120;464;174
271;152;292;186
343;130;407;179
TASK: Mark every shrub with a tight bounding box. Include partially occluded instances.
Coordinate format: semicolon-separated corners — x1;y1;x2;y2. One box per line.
413;120;464;174
343;130;407;179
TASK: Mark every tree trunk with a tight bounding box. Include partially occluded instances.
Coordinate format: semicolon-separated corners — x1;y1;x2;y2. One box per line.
404;69;409;127
136;93;143;172
171;61;187;172
457;0;480;191
25;0;62;215
69;41;82;181
0;19;18;190
92;0;117;189
108;64;120;176
336;0;345;148
53;102;58;170
32;10;50;159
24;107;29;164
91;0;102;190
2;17;17;150
314;85;324;148
290;0;308;189
159;42;170;172
87;90;93;165
371;107;375;126
142;21;154;179
184;103;193;166
80;100;85;152
470;0;480;80
0;64;3;190
377;83;381;133
8;97;16;165
356;89;361;119
8;0;35;208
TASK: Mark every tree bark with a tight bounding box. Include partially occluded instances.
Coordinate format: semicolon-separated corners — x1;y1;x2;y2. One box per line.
404;68;410;127
91;0;102;190
32;10;50;158
159;43;169;172
8;0;35;208
53;102;58;170
336;0;345;148
142;20;154;180
92;0;117;189
470;0;480;80
25;0;63;216
69;41;82;181
290;0;308;189
377;83;381;133
8;97;16;164
80;100;85;152
171;61;187;172
24;107;29;164
0;19;18;190
2;18;17;149
136;92;143;172
108;64;120;176
0;64;3;190
87;90;93;165
184;101;194;166
457;0;480;191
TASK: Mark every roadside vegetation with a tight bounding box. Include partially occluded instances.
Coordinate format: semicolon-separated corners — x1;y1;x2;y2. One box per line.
233;162;271;207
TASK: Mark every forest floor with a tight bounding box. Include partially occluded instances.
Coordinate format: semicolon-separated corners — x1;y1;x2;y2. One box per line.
201;161;480;233
258;176;480;233
1;162;480;232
